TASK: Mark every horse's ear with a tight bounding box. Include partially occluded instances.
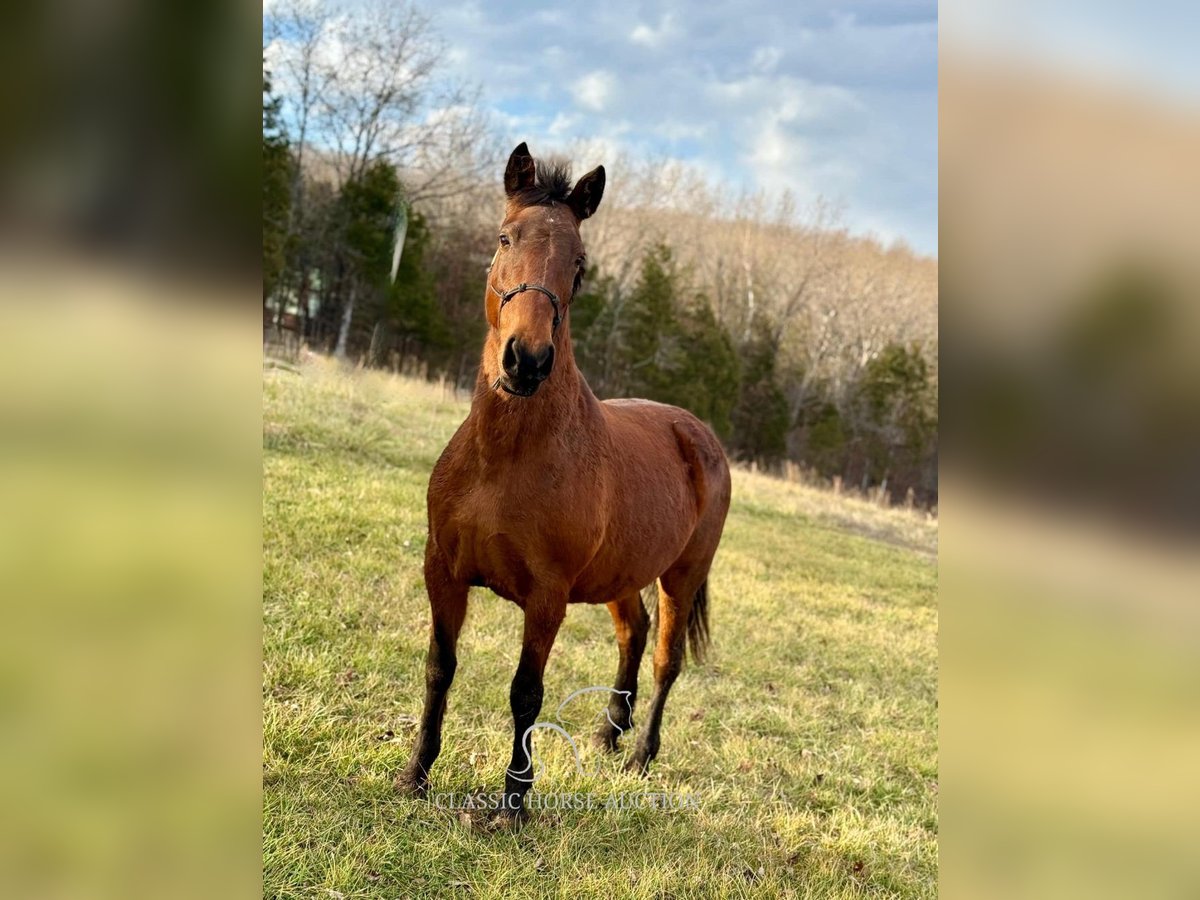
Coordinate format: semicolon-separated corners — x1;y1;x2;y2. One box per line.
504;142;536;197
567;165;605;221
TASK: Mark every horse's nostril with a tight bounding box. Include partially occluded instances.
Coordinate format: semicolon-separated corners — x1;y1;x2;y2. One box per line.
502;336;520;378
536;344;555;380
502;337;554;386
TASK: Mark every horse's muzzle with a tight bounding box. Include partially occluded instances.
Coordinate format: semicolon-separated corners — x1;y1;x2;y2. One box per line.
500;336;554;396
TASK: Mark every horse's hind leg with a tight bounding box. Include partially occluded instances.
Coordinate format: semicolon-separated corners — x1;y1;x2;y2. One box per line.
626;566;703;775
594;591;649;752
396;545;467;796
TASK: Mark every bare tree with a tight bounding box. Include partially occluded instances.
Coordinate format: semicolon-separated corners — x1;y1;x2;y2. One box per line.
264;0;336;332
265;0;496;354
264;0;332;212
267;0;496;194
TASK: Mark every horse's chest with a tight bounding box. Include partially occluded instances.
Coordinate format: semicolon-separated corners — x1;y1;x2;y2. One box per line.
432;475;598;598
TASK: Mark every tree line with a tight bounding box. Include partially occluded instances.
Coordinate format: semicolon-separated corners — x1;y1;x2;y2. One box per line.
263;0;938;507
571;244;937;506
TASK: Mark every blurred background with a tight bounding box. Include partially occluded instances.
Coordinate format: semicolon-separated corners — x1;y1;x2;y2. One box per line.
0;1;261;898
940;2;1200;898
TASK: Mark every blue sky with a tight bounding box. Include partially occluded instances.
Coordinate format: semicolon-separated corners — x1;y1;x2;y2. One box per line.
418;0;938;255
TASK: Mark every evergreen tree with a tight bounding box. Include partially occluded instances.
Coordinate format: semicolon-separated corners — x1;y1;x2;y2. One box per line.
670;297;740;439
731;323;789;465
625;243;685;401
385;211;448;364
262;70;293;303
800;396;848;476
619;244;740;437
339;161;401;287
330;161;403;356
850;342;936;484
570;267;618;393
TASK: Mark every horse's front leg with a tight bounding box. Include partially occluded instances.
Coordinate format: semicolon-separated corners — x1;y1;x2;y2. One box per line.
496;595;566;825
396;543;467;797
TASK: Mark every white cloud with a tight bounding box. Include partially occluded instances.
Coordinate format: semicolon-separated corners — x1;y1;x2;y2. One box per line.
751;46;783;73
494;109;547;139
547;112;580;136
571;70;616;111
744;108;861;211
653;120;711;142
629;13;676;48
630;24;655;45
709;75;862;123
750;121;798;170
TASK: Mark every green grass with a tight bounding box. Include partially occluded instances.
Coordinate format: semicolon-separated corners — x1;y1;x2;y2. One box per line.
263;356;938;899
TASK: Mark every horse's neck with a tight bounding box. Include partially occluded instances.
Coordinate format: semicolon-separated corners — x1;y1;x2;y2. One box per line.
470;335;592;459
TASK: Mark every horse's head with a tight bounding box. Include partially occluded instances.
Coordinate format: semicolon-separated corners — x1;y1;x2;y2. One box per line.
486;142;605;397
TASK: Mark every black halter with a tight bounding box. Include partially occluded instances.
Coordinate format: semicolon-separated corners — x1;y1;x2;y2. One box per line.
489;281;562;333
487;246;566;333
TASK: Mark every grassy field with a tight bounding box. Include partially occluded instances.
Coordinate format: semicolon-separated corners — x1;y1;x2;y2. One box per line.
263;357;938;899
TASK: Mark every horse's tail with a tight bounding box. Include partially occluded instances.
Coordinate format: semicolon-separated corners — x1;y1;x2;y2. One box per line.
686;578;711;664
643;578;711;666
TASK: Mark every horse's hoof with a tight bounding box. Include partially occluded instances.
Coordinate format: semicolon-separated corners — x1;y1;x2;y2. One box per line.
483;806;527;832
592;728;620;753
624;754;652;776
394;772;429;798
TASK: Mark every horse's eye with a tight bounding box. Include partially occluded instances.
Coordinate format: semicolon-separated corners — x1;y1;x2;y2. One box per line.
499;234;511;247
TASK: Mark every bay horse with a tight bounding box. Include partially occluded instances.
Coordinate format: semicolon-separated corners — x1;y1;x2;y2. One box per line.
396;143;731;824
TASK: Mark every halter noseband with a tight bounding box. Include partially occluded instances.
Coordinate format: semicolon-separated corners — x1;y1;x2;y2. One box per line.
487;247;567;334
489;281;562;333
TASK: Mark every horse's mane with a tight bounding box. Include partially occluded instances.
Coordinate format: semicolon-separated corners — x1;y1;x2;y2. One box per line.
513;158;573;206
